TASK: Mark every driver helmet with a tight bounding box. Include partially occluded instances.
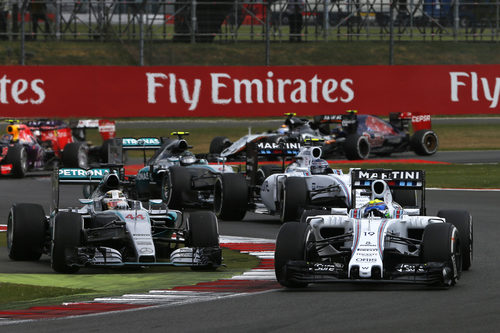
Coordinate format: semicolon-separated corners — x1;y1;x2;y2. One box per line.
180;151;197;166
363;199;391;218
102;190;128;210
310;159;330;175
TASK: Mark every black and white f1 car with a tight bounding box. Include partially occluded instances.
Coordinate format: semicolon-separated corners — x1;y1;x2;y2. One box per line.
7;167;222;273
275;169;473;287
214;143;353;223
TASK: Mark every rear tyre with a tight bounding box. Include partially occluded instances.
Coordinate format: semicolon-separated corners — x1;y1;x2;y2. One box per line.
7;203;46;261
256;164;281;185
161;166;192;210
7;145;28;178
421;223;461;286
51;212;82;273
411;130;438;155
280;177;308;223
344;134;370;160
214;173;248;221
438;210;473;271
62;142;89;168
275;222;310;288
209;136;232;154
187;211;221;270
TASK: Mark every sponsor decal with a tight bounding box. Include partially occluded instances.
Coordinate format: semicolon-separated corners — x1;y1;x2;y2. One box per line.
356;170;422;181
122;137;161;146
450;71;500;108
355;258;377;263
59;168;110;178
125;214;145;220
139;248;153;254
257;142;301;150
1;165;12;174
0;75;45;105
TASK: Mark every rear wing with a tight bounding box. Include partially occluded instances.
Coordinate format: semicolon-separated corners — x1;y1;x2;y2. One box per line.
105;137;165;165
70;119;116;141
312;111;358;134
389;112;432;132
51;167;121;212
350;169;426;214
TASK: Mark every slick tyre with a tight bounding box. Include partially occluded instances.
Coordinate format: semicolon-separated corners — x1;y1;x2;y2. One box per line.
344;134;370;160
438;210;473;271
62;142;89;169
280;177;307;223
422;223;461;286
7;145;28;178
410;130;438;156
7;203;46;261
161;166;192;210
51;212;82;274
209;136;232;154
275;222;310;288
256;164;281;185
392;189;418;207
187;211;221;270
214;173;248;221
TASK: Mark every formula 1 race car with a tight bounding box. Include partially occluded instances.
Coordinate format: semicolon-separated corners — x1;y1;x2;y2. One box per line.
0;119;115;178
115;133;235;210
213;143;353;223
6;167;222;273
209;111;438;161
275;169;473;288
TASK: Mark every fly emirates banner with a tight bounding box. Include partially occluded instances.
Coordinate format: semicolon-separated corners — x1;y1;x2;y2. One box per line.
0;65;498;117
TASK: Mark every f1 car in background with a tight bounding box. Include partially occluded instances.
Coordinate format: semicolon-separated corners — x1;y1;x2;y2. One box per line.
0;119;116;178
214;143;353;223
209;111;438;161
275;169;473;288
112;133;235;210
6;167;222;273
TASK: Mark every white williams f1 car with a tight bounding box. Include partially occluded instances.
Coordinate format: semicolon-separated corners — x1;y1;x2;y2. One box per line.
275;169;473;287
7;168;222;273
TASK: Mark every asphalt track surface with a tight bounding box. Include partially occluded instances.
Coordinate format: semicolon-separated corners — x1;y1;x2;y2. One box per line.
0;151;499;332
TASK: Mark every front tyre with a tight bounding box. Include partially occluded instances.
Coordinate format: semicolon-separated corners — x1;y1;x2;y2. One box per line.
422;223;461;286
275;222;311;288
187;211;221;271
7;145;28;178
161;167;192;210
280;177;307;223
7;203;46;261
51;212;82;273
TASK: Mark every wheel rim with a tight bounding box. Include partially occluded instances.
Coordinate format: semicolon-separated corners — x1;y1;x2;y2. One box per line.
423;133;438;153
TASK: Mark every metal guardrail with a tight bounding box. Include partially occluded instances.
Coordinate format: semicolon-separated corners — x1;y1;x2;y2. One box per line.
0;0;498;42
1;0;498;64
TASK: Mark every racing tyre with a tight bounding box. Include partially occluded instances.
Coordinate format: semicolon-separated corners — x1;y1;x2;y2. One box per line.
6;145;28;178
209;136;232;154
421;223;461;286
187;211;221;270
438;210;473;271
410;130;438;156
7;203;46;261
280;177;308;223
344;134;370;160
99;139;113;163
62;142;89;168
214;173;248;221
161;166;192;210
51;212;82;273
275;222;310;288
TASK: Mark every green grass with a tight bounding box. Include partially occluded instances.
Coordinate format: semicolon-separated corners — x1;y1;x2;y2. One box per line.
2;40;500;66
0;234;259;310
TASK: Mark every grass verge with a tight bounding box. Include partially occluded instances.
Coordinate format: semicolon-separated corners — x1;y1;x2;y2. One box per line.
0;234;260;310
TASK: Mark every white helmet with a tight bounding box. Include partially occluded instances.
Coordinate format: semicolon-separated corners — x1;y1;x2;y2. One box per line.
102;190;128;210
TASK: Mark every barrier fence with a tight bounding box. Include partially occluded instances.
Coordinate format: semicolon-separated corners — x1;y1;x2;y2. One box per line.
0;0;499;42
0;65;498;117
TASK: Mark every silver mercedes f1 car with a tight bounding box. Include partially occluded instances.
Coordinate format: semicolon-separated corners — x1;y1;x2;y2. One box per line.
7;167;222;273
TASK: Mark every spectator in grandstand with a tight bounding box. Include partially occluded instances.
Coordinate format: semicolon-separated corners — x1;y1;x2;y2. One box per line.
287;0;304;42
0;0;8;40
29;0;50;40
